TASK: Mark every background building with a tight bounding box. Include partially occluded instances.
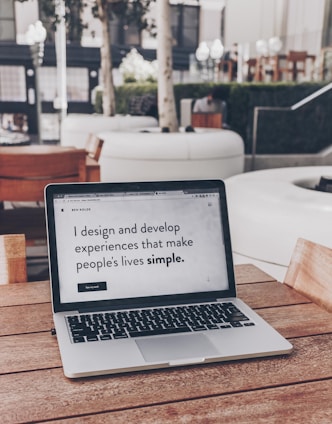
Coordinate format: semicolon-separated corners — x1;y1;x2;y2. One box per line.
0;0;331;140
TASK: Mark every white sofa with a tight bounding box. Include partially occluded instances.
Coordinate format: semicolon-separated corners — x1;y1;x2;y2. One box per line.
97;128;244;182
225;166;332;281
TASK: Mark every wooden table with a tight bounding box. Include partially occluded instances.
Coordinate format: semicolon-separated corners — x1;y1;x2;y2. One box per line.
0;145;100;183
1;264;331;423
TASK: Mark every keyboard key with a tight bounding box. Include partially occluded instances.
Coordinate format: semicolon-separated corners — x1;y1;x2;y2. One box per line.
206;324;219;330
100;335;112;340
230;322;243;327
191;325;207;332
113;332;128;339
73;336;85;343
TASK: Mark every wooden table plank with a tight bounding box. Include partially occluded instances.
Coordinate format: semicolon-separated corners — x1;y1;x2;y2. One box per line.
234;263;276;284
1;334;331;424
1;329;331;377
0;332;60;374
259;303;332;338
43;379;332;424
237;280;310;308
0;280;50;307
0;303;53;336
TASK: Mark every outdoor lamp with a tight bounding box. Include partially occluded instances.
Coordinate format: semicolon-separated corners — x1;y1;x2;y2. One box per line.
256;39;268;56
195;39;224;82
210;39;224;61
195;42;210;62
268;36;283;54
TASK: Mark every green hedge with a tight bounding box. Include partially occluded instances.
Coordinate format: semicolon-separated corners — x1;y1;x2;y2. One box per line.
227;82;332;154
103;82;332;154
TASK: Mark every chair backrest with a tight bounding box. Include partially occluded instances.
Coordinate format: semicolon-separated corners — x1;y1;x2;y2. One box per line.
287;50;307;61
85;134;104;161
0;146;87;202
191;113;223;129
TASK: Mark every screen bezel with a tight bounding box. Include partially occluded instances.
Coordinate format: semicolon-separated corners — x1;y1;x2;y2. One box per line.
45;180;236;313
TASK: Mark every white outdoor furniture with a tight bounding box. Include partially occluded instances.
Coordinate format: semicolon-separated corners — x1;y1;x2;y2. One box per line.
97;128;244;182
60;114;245;184
225;166;332;280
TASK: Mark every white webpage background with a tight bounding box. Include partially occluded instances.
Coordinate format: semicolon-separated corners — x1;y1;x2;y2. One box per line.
53;192;229;303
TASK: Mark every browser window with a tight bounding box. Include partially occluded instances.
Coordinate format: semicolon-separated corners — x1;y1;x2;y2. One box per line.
53;189;229;303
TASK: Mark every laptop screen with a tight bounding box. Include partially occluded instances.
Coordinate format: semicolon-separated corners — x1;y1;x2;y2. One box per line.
46;180;235;311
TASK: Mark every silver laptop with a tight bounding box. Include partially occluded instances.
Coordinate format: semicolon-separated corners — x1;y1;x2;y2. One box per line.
45;180;292;378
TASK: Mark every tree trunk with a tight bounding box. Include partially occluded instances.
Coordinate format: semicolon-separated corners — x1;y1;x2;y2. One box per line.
96;0;116;116
156;0;179;132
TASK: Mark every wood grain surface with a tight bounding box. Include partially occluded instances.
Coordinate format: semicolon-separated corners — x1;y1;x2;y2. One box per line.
285;238;332;312
1;264;331;424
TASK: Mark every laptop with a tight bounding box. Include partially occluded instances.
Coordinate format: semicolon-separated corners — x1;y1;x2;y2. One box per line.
45;180;292;378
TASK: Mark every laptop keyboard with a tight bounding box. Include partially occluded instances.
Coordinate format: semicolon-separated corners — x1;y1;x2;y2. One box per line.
66;302;255;343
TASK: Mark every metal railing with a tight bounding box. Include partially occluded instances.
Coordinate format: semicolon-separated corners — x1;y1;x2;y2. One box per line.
251;82;332;170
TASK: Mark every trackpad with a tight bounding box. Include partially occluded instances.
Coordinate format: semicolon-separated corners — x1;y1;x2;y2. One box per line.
136;334;218;363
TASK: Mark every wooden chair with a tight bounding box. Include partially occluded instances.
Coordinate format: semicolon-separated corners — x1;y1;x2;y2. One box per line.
279;50;307;81
85;133;104;162
191;113;223;129
0;146;87;247
218;59;234;81
284;238;332;312
0;234;27;284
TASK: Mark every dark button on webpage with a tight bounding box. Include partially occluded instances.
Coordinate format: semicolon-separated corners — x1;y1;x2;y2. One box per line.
78;282;107;292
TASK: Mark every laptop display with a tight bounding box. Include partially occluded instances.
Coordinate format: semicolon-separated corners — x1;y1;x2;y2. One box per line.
47;180;235;312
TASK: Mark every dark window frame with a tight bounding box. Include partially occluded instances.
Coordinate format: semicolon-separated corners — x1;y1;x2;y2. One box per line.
109;14;141;46
170;3;200;49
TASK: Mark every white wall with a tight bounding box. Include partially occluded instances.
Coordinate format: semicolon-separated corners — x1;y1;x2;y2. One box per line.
285;0;325;54
199;0;225;43
224;0;326;57
224;0;286;56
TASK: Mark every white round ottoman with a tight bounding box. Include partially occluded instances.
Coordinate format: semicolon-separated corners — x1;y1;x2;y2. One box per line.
225;166;332;280
97;128;244;182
